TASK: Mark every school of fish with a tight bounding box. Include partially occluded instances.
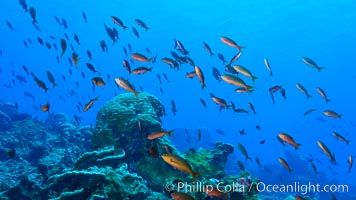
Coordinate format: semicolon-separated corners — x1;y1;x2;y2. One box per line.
0;2;354;200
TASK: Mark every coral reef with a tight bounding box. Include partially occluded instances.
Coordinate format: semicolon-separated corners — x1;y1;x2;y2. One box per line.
91;92;184;186
221;171;260;200
0;103;93;199
185;142;234;179
90;93;237;188
0;95;256;199
47;147;168;200
73;146;125;170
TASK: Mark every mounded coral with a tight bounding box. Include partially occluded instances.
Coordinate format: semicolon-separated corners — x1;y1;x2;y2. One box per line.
91;92;187;186
92;92;165;151
91;92;237;188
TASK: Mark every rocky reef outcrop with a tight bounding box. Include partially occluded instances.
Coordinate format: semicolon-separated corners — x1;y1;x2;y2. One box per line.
92;92;165;151
0;103;93;199
47;147;169;200
185;142;234;179
91;92;235;188
0;93;256;199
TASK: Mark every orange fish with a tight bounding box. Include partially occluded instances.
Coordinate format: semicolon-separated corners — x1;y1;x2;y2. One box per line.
295;195;305;200
41;103;50;112
332;132;351;144
171;192;196;200
316;87;330;103
131;53;151;62
278;133;301;150
323;110;342;119
317;140;336;164
229;51;242;65
204;187;228;200
162;154;199;181
194;66;206;89
147;130;174;140
278;157;292;173
114;77;140;98
83;96;99;112
220;36;244;51
92;77;105;86
185;71;197;79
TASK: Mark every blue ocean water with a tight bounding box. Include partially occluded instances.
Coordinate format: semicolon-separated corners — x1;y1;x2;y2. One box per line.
1;0;355;199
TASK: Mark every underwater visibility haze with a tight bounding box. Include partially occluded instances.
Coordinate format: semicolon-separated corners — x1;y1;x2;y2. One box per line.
0;0;355;199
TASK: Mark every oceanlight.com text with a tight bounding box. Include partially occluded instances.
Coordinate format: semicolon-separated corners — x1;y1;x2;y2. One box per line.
257;181;349;195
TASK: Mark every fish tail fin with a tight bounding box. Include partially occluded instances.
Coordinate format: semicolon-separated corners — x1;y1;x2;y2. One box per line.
326;98;330;103
192;171;200;182
252;76;258;83
149;57;154;63
134;91;141;99
295;143;302;150
32;19;38;24
145;27;150;32
210;53;214;57
331;153;337;165
53;83;59;87
270;72;273;76
148;67;153;71
246;86;255;93
247;156;252;161
237;46;245;51
166;130;174;137
307;94;312;99
202;84;207;90
123;26;128;31
346;140;351;144
289;169;292;174
223;193;229;200
317;67;325;72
